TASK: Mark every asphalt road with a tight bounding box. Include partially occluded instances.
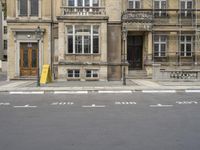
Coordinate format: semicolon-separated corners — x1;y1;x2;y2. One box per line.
0;92;200;150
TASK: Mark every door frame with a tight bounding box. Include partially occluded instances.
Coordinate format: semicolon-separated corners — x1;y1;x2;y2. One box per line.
127;35;144;70
16;40;43;77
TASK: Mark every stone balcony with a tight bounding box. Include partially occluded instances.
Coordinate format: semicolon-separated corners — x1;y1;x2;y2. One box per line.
122;11;153;23
61;6;106;16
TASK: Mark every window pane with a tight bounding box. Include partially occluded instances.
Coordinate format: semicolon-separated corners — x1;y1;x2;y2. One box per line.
154;35;159;42
75;70;80;77
187;1;192;9
68;36;73;53
181;1;185;9
135;1;140;9
93;36;99;53
78;0;83;6
93;26;99;34
161;1;166;9
93;0;99;6
86;70;91;77
75;36;82;53
68;0;74;6
161;36;166;42
3;40;7;49
32;49;37;68
161;44;166;53
129;1;133;9
154;1;159;9
84;36;91;53
186;36;192;42
23;48;29;68
85;0;90;6
67;26;73;34
68;70;73;77
19;0;28;16
181;44;185;56
93;71;98;77
30;0;39;16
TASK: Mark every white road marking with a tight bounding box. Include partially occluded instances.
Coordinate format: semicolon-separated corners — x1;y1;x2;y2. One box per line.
98;91;133;94
185;90;200;93
150;104;173;107
82;104;105;108
115;102;137;105
0;103;10;106
13;105;37;108
142;90;176;93
176;101;198;104
9;91;44;95
54;91;88;94
51;102;74;105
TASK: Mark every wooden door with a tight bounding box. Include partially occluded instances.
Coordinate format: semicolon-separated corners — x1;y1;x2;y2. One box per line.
20;43;38;77
127;36;143;70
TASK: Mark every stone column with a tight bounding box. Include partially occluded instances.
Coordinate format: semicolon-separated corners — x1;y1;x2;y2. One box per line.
58;22;65;61
147;31;153;63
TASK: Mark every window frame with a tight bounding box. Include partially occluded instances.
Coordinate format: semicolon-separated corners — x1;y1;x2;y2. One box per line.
86;69;99;78
66;25;100;54
67;69;80;78
128;0;141;9
67;0;100;7
17;0;40;17
180;0;193;17
180;35;193;57
154;0;167;17
154;35;167;57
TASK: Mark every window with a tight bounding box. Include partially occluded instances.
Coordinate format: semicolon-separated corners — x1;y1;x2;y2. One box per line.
154;0;167;17
4;26;7;34
154;35;167;57
3;40;7;50
180;36;193;56
67;25;99;54
68;70;80;78
180;0;193;17
67;0;99;7
128;0;140;9
86;70;99;78
19;0;39;16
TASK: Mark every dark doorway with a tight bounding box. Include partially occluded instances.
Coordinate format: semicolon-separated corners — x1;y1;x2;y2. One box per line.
127;36;143;70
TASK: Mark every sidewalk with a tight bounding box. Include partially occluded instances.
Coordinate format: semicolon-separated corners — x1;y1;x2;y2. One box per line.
0;78;200;93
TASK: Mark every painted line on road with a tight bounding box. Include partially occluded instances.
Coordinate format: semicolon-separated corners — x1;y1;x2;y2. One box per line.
185;90;200;93
176;101;198;104
82;104;105;108
0;103;10;106
13;105;37;108
9;91;44;95
54;91;88;94
51;102;74;105
142;90;176;93
150;104;173;107
98;90;133;94
115;102;137;105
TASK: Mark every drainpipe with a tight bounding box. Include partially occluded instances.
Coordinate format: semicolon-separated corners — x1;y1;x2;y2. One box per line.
51;0;54;80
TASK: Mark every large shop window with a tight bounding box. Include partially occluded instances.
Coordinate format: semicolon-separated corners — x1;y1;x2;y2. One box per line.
180;36;193;57
67;0;99;7
19;0;39;16
67;25;99;54
154;35;167;57
128;0;140;9
154;0;167;17
180;0;193;17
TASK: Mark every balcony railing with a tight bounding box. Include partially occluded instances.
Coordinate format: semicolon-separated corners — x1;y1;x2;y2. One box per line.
61;6;106;16
122;11;153;23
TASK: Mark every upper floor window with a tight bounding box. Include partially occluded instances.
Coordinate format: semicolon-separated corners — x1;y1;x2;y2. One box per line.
18;0;39;16
128;0;140;9
180;36;193;57
67;0;99;7
154;35;167;57
180;0;193;17
154;0;167;17
67;25;99;54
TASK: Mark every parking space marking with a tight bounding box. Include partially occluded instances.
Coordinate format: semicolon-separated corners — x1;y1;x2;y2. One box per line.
0;103;10;106
115;102;137;105
142;90;176;93
185;90;200;93
82;104;105;108
176;101;198;104
9;91;44;95
51;102;74;105
150;104;173;107
98;91;133;94
13;105;37;108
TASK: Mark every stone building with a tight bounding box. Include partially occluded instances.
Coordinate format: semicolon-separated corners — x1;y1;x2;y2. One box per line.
6;0;200;81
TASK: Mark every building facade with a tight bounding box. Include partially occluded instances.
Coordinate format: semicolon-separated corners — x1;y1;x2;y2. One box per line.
6;0;200;81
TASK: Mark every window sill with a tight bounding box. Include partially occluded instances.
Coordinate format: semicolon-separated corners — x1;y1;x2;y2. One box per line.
67;77;81;81
65;53;101;56
85;77;99;81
